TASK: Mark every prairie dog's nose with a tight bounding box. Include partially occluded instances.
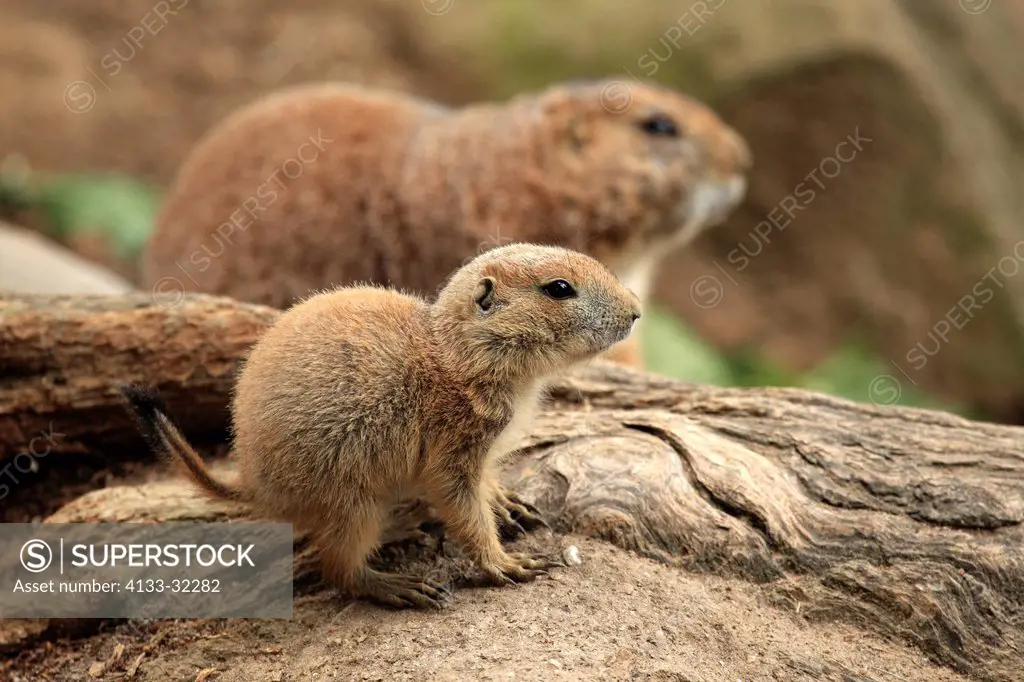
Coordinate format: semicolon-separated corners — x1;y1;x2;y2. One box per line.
629;298;642;324
627;289;642;317
709;126;752;180
727;127;753;173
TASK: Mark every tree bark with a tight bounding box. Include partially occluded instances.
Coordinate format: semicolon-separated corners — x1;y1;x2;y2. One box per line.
1;293;1021;681
25;374;1024;681
0;293;278;459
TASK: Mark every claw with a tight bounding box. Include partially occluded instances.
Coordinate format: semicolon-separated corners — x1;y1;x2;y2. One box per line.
436;529;446;556
509;507;550;531
540;557;566;570
485;568;518;587
480;550;561;587
513;568;545;583
499;517;529;541
495;489;551;537
506;492;544;516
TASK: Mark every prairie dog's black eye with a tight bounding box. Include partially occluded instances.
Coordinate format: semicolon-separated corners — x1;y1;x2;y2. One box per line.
541;279;577;300
639;113;679;137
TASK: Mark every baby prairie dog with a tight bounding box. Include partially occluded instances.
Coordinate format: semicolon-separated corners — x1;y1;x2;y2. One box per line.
122;243;641;608
143;78;751;368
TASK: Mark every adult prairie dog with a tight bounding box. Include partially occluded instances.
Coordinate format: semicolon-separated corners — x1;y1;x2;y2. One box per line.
122;243;641;608
142;78;750;367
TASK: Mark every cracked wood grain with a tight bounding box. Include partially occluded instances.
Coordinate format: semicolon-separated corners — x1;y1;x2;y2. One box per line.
0;293;277;458
1;293;1021;681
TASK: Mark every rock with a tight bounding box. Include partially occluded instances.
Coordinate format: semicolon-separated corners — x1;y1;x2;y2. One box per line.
0;223;133;295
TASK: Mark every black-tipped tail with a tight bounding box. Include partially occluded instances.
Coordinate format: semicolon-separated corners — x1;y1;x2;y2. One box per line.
119;383;169;453
118;383;240;501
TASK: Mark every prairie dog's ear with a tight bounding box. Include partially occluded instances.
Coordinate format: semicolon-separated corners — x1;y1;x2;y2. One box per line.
474;277;496;312
535;91;590;151
566;117;587;152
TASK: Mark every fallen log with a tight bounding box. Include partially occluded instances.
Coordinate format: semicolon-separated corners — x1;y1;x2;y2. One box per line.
1;293;1021;681
19;373;1024;680
0;293;278;459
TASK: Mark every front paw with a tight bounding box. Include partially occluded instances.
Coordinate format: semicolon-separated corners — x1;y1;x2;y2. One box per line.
479;551;564;586
492;488;550;540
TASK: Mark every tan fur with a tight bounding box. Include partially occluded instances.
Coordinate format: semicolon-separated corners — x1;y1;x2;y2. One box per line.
142;79;750;367
127;243;641;609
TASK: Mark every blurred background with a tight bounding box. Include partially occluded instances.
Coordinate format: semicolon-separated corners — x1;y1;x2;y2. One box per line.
1;0;1022;424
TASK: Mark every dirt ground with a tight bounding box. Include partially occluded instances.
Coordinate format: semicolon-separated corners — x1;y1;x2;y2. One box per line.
5;536;968;682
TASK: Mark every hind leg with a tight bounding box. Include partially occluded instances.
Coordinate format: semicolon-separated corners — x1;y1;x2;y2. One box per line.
379;498;444;546
315;501;448;609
